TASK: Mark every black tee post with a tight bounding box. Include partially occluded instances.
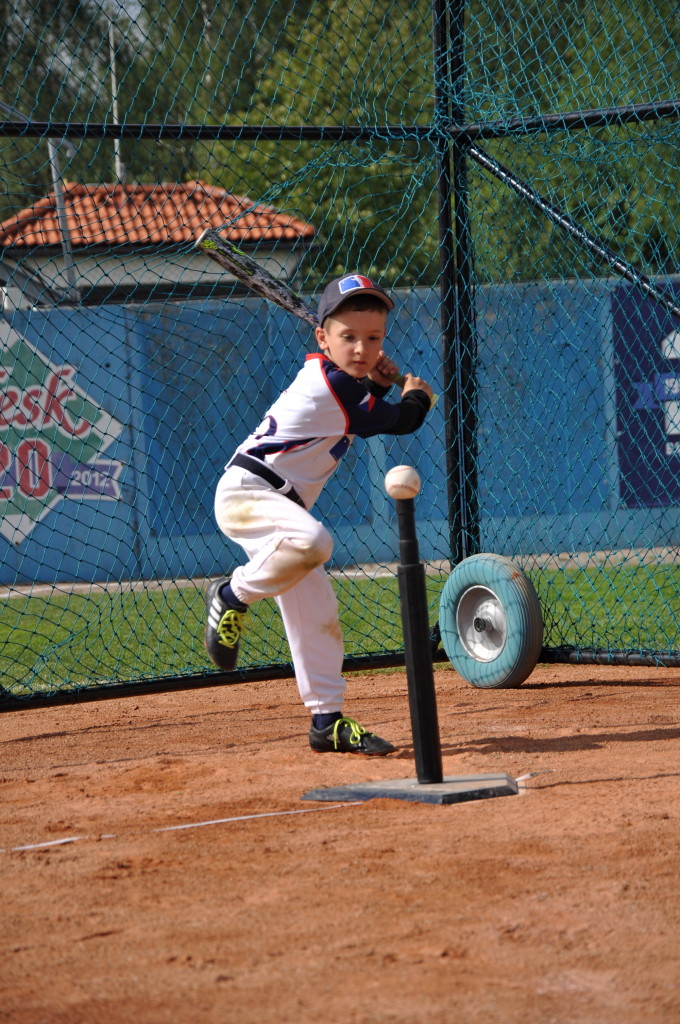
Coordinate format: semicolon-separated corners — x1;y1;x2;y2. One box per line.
395;497;443;784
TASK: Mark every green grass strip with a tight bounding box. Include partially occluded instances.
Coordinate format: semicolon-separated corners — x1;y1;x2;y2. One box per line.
1;563;678;699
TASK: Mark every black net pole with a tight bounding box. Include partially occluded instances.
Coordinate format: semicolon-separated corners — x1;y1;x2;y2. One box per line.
450;0;480;560
1;99;677;143
433;0;479;567
432;0;461;565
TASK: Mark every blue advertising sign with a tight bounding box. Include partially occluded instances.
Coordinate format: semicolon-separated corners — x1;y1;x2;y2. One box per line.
613;283;680;507
0;319;124;545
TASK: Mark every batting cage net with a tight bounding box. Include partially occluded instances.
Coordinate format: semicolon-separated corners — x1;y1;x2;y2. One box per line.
1;0;679;700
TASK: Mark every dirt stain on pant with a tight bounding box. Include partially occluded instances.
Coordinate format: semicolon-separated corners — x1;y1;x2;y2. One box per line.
222;497;257;529
320;618;343;644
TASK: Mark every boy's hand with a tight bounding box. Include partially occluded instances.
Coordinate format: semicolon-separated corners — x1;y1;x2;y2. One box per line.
368;351;400;388
402;373;434;400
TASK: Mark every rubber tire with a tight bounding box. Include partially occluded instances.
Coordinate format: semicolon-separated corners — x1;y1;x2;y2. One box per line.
438;553;543;688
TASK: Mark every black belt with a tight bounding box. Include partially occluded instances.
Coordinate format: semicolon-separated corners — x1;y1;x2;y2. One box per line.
228;452;306;508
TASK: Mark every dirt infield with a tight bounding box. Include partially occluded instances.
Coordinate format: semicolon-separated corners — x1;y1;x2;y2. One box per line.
2;662;679;1024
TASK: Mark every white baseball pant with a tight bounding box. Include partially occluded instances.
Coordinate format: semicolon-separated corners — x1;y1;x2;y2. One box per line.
214;467;345;714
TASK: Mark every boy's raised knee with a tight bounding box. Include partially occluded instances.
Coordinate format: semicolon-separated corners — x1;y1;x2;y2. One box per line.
295;522;333;568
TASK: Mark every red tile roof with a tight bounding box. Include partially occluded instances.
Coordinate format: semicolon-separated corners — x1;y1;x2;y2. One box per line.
0;180;316;249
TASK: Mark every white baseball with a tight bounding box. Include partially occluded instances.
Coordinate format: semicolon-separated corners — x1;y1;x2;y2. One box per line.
384;465;421;500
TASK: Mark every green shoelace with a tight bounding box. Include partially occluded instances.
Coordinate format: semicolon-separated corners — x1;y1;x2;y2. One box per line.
331;717;367;749
217;608;246;649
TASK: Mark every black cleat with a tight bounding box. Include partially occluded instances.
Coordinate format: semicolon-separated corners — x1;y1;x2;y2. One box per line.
204;577;247;671
309;717;396;756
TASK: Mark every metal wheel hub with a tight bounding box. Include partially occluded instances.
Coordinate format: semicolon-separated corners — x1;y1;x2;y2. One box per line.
456;585;508;662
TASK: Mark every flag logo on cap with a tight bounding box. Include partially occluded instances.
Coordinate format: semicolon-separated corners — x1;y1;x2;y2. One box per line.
339;275;374;294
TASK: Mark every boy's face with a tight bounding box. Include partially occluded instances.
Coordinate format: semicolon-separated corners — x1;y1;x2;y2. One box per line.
315;308;388;379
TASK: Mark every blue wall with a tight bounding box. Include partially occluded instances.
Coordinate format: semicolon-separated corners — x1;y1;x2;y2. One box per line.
2;280;678;585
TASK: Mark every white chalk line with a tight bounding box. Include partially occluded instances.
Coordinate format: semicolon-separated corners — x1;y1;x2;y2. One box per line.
7;835;89;852
1;802;363;853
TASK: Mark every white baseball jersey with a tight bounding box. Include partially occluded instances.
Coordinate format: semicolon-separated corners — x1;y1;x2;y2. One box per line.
217;351;429;714
230;353;421;509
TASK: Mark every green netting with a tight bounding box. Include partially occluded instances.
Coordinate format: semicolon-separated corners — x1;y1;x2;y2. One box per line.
1;0;679;700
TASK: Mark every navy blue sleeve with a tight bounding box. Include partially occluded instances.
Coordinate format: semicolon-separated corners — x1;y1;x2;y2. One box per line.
364;378;392;399
382;391;430;435
324;364;428;439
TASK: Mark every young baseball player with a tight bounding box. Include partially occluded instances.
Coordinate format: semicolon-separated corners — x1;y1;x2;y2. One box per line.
205;273;434;755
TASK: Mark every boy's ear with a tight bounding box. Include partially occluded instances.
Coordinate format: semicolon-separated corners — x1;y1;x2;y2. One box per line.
315;325;329;351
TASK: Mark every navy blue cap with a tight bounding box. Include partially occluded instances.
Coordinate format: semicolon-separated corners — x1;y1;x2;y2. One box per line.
317;273;394;325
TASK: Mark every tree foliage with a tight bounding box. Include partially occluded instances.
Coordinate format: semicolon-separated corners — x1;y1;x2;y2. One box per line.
0;0;677;285
463;0;680;281
196;1;438;286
